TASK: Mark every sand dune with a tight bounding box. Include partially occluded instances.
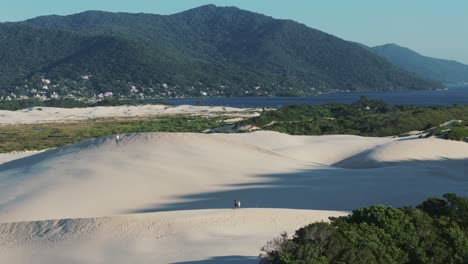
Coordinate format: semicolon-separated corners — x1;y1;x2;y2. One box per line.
0;209;346;264
334;136;468;169
0;133;311;222
0;105;260;124
216;131;396;165
0;151;43;166
0;131;467;263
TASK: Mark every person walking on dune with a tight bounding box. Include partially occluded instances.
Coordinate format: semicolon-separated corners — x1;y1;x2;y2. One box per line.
233;199;241;209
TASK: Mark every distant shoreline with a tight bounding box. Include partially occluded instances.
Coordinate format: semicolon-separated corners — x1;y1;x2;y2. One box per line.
154;87;468;108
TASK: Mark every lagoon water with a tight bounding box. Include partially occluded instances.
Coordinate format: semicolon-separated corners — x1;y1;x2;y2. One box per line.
157;87;468;108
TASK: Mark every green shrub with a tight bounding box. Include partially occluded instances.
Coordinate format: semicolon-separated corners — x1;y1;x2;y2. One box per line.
447;127;468;141
260;194;468;264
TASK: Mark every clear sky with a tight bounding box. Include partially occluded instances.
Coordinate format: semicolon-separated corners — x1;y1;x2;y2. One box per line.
1;0;468;64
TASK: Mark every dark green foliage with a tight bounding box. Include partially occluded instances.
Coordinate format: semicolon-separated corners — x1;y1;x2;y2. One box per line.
244;97;468;137
90;98;173;107
427;121;468;142
0;99;44;111
261;194;468;264
0;98;172;110
371;44;468;84
0;99;89;110
447;127;468;141
0;6;442;99
417;193;468;235
41;98;88;108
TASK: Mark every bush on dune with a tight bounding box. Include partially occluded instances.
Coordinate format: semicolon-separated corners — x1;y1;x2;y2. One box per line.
260;193;468;264
447;127;468;141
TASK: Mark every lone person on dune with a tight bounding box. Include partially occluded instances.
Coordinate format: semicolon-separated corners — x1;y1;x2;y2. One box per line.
233;199;241;209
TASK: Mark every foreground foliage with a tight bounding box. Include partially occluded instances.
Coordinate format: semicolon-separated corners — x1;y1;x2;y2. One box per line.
244;97;468;138
261;193;468;264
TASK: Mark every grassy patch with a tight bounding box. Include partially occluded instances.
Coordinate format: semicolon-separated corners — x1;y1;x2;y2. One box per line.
0;115;222;153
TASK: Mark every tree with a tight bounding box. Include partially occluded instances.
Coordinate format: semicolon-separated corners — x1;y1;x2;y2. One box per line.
261;194;468;264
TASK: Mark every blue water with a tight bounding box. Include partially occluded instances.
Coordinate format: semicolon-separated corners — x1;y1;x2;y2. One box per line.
152;87;468;108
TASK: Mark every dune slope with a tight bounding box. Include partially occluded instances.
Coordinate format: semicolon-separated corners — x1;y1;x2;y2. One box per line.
0;209;346;264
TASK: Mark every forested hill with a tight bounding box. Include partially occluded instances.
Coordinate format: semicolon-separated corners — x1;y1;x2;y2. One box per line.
0;5;443;100
371;44;468;84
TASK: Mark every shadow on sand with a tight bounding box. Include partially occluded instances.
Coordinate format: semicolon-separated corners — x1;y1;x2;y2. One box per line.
127;158;468;214
170;255;259;264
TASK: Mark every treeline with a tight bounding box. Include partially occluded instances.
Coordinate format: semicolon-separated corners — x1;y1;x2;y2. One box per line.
0;98;172;111
261;193;468;264
243;97;468;138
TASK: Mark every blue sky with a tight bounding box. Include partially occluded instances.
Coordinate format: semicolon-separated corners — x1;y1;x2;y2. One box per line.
1;0;467;64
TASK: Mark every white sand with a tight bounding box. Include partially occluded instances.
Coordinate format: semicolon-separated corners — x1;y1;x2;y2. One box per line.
0;105;260;124
0;131;467;263
0;209;345;264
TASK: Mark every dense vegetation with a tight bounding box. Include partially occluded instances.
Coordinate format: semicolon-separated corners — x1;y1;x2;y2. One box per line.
371;44;468;84
0;116;223;153
429;121;468;142
242;97;468;137
0;98;171;111
447;126;468;141
261;193;468;264
0;5;442;100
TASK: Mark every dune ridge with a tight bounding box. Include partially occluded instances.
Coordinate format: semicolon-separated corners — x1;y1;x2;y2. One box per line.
333;137;468;168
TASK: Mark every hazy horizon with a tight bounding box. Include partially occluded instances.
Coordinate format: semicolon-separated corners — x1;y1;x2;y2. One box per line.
1;0;467;64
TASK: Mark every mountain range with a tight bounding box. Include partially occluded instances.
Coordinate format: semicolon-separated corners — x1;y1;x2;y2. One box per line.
0;5;446;100
370;44;468;85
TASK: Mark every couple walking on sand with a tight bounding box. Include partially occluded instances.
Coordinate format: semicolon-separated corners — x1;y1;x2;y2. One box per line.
233;199;241;209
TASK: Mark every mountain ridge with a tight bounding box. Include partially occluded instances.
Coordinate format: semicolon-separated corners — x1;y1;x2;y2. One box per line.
0;6;443;100
370;43;468;84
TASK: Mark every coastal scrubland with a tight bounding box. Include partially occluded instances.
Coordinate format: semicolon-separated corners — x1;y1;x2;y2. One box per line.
261;193;468;264
243;97;468;138
1;97;467;153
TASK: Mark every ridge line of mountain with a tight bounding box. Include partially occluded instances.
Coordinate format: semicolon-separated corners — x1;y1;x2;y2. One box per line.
0;5;444;101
